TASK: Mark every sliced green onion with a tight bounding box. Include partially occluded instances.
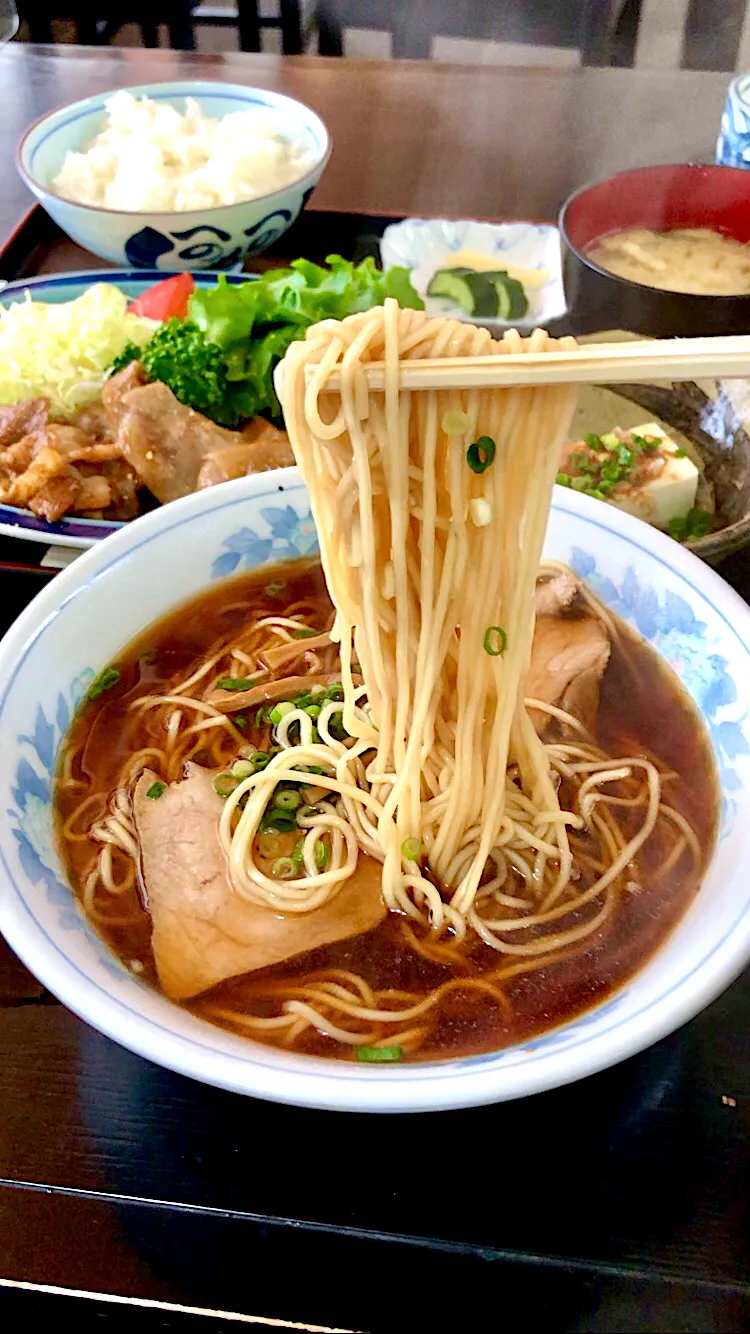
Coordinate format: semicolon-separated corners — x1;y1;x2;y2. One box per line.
146;780;166;800
272;857;297;880
265;581;285;598
310;684;325;696
255;707;267;726
442;409;469;435
304;704;322;719
570;452;599;475
633;433;660;453
269;700;295;725
314;840;329;870
298;803;323;820
401;837;422;861
667;506;712;543
674;447;687;458
293;627;317;639
234;715;248;732
274;788;301;812
257;831;282;859
231;759;254;780
327;713;348;741
556;472;572;488
259;810;298;833
217;676;254;691
249;749;271;770
291;838;306;866
466;435;496;474
214;772;237;798
356;1045;404;1063
483;625;507;656
86;666;120;701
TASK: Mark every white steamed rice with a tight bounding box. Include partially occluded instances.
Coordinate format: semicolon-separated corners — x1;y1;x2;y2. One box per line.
52;91;318;213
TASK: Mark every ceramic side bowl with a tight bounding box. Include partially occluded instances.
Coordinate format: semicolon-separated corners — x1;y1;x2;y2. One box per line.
17;81;330;270
380;217;566;334
560;164;750;337
0;472;749;1113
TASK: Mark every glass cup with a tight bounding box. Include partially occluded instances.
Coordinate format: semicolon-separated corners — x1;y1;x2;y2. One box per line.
0;0;18;44
717;73;750;169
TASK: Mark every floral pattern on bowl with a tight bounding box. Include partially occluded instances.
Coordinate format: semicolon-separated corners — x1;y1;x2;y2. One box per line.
569;547;748;829
211;502;319;577
122;204;311;271
13;674;124;977
18;81;330;272
380;218;566;332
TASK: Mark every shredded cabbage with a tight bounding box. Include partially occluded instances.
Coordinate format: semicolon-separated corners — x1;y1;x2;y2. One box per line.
0;283;156;419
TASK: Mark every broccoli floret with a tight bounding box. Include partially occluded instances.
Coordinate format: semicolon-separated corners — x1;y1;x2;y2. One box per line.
138;319;228;419
110;342;141;375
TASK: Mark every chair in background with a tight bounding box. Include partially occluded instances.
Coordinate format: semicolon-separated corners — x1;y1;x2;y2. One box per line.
193;1;306;54
315;0;634;65
16;0;307;54
16;1;198;47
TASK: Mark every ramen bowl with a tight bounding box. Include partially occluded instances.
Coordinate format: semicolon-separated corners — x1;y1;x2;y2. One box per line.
560;163;750;337
0;473;749;1113
17;81;330;270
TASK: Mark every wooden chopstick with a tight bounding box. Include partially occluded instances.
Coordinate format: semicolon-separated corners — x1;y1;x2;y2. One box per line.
308;335;750;392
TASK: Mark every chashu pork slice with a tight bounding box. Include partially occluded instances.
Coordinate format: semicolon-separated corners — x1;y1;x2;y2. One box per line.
117;381;244;504
197;419;294;488
533;569;579;618
525;615;611;734
133;763;387;1000
117;382;294;504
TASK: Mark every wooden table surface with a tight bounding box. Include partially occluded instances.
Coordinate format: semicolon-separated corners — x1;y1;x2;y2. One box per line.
2;43;750;1332
0;43;735;238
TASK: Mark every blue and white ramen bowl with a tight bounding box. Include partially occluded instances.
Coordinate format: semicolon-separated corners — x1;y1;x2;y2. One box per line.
17;81;330;270
0;473;749;1112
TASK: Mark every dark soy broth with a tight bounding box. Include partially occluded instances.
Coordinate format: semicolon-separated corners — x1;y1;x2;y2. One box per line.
57;561;719;1063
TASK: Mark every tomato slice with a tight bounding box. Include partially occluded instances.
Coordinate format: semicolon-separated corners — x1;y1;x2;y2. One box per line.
129;272;196;321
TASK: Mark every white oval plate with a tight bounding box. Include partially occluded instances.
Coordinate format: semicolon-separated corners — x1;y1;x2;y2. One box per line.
0;268;252;548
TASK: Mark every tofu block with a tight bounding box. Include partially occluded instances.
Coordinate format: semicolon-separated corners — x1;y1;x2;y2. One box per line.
608;422;699;531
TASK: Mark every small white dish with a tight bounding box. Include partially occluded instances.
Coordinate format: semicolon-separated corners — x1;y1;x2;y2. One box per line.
0;471;748;1112
380;217;566;332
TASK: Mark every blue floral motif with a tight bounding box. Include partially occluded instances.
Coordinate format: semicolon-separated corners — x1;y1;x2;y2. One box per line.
519;995;623;1054
211;506;319;578
11;676;123;974
418;994;628;1067
570;547;747;831
243;209;294;257
124;208;297;271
